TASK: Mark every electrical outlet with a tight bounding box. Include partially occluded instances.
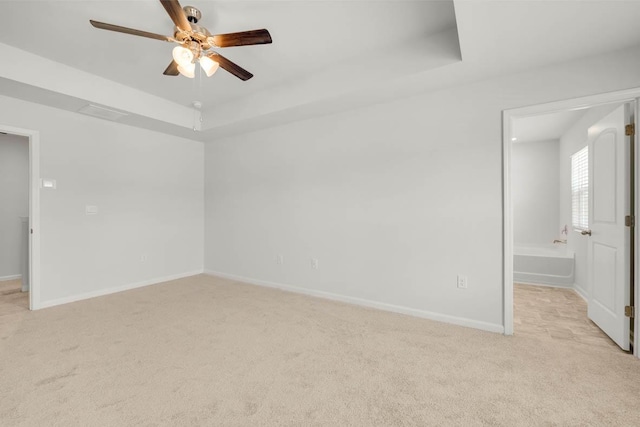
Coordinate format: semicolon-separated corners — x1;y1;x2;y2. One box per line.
457;274;468;289
311;258;319;269
276;254;284;265
141;254;148;262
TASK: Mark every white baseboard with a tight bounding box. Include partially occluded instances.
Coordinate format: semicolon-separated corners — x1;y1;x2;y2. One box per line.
38;269;204;310
514;280;573;289
204;270;504;334
0;274;21;282
573;284;588;302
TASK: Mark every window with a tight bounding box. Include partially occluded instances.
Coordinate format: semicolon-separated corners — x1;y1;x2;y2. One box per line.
571;147;589;230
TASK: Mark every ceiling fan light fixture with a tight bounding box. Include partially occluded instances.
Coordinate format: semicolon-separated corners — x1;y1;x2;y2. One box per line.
199;56;219;77
172;45;194;68
90;1;272;82
177;62;195;78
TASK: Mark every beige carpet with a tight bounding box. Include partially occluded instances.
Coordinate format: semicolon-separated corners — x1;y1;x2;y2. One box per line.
1;274;639;426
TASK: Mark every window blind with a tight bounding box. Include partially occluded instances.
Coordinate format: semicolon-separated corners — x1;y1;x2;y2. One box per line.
571;146;589;230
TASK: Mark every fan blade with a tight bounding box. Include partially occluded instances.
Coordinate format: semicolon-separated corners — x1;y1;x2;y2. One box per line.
159;0;192;32
210;29;272;48
163;60;180;76
207;53;253;81
89;20;172;42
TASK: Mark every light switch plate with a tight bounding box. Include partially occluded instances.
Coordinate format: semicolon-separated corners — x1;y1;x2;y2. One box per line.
40;179;56;189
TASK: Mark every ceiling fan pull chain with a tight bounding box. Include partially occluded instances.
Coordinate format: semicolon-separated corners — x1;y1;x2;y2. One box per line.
192;100;203;132
192;98;197;132
197;67;203;124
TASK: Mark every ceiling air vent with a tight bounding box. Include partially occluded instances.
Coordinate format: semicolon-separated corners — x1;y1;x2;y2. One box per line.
77;104;128;122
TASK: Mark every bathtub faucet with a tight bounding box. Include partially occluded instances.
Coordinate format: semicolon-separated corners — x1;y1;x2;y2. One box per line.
553;239;567;244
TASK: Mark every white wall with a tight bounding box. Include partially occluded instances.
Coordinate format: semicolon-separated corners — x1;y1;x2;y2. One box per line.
558;104;620;298
0;95;204;306
511;140;560;247
204;45;640;332
0;133;28;279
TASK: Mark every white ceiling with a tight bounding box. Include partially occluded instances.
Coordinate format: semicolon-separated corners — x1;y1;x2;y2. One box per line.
0;0;455;108
512;109;588;143
3;1;640;141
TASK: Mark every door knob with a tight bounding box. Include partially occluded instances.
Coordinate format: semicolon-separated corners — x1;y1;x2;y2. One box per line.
581;229;592;236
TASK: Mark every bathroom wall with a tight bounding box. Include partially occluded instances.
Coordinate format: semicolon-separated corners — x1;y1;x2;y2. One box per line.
0;133;29;280
512;140;560;247
558;103;620;298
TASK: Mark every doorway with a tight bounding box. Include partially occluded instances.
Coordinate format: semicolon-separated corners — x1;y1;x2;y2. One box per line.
503;89;640;357
0;125;40;311
0;132;29;314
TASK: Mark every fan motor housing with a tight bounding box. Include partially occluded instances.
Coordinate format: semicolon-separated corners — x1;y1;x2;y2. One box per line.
173;6;212;48
183;6;201;23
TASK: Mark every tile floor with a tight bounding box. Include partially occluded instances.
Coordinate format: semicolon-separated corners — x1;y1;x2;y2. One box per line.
514;283;621;351
0;279;28;318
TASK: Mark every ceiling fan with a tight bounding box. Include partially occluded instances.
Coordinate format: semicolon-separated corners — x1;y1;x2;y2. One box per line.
90;0;272;81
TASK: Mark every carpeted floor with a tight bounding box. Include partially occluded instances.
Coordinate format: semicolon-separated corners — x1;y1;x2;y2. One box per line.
1;274;639;426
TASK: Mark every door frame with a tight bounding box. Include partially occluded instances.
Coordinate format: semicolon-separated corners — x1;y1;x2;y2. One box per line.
0;124;41;310
502;87;640;358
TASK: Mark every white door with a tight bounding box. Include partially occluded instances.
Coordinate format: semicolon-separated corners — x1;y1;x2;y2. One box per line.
586;104;631;351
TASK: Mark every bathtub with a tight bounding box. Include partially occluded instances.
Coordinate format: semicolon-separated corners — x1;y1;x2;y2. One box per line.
513;245;574;287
